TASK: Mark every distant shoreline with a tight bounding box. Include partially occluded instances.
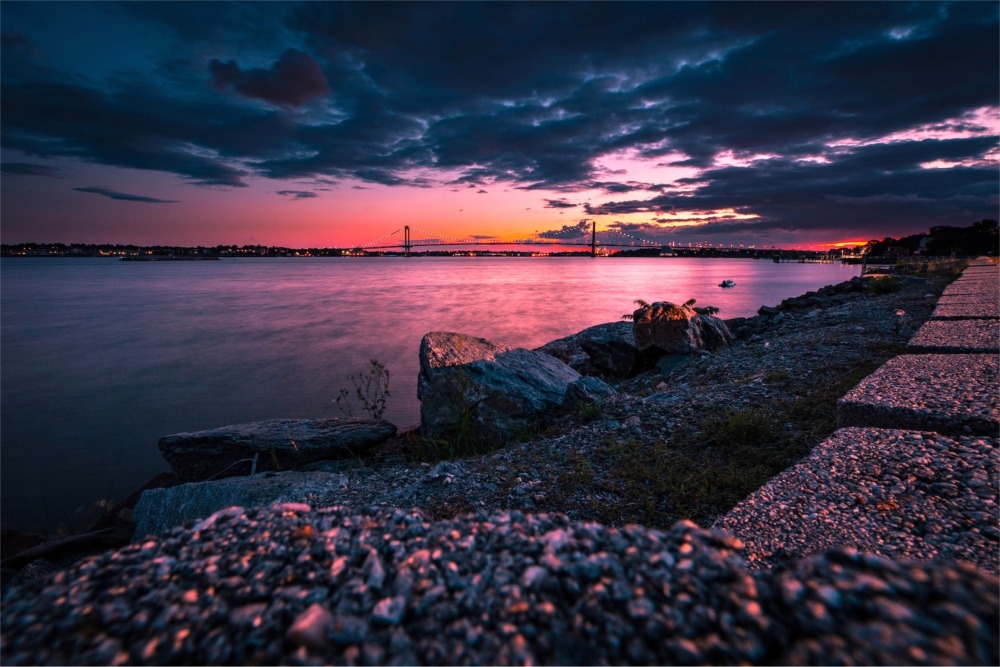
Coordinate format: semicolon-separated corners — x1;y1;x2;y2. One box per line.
2;244;850;261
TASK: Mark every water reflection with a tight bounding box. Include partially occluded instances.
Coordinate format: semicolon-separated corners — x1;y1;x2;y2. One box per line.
0;257;858;531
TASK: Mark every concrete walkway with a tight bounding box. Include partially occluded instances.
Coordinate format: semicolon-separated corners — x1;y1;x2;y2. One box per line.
718;258;999;572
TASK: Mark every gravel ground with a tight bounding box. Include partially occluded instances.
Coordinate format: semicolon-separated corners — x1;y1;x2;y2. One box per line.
3;504;997;666
715;428;999;571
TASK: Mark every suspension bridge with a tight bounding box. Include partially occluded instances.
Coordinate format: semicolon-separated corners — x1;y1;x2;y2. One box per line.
353;221;663;257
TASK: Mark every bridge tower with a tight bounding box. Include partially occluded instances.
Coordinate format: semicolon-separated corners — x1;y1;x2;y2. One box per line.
591;220;596;257
404;225;411;257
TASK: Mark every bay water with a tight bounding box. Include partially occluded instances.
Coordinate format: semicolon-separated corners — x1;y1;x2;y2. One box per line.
1;256;859;532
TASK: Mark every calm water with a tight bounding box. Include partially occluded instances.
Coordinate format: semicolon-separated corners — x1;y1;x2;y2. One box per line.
1;257;859;532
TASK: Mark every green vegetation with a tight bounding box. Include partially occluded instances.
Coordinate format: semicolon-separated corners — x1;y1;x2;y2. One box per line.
621;299;650;320
546;338;906;529
762;368;791;385
576;402;603;424
864;218;998;257
880;257;969;277
622;297;719;320
870;275;903;293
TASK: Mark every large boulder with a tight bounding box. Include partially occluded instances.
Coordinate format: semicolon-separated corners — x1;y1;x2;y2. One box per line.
132;471;348;539
564;376;617;407
699;313;735;352
632;302;732;354
158;418;397;482
535;322;638;379
418;331;581;441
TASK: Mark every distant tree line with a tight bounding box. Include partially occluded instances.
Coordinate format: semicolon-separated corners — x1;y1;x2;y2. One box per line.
865;219;998;257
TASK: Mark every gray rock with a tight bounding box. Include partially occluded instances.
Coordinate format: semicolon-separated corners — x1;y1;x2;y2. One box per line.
564;376;617;407
536;321;638;379
132;470;349;539
655;353;695;374
758;304;782;316
418;331;581;441
632;302;733;354
699;313;734;351
158;418;396;482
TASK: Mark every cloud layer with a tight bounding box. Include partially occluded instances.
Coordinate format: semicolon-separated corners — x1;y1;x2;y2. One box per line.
1;2;996;242
73;187;178;204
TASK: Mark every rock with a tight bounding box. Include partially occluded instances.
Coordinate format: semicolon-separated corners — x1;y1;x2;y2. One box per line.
699;313;734;351
0;526;133;570
131;471;349;539
287;603;334;651
564;376;617;407
0;529;45;561
758;305;782;317
418;332;581;441
535;322;637;379
158;418;396;482
655;353;695;374
632;302;733;354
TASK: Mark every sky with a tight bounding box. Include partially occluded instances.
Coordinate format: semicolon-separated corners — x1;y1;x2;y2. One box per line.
1;1;998;250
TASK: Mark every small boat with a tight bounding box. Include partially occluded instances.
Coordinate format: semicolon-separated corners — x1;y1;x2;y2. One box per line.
719;279;735;288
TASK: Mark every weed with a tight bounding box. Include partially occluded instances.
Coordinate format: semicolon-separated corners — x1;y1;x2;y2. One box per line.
621;297;719;320
870;275;903;294
762;368;790;385
335;358;391;420
621;299;650;320
403;371;501;462
576;402;603;424
702;409;779;448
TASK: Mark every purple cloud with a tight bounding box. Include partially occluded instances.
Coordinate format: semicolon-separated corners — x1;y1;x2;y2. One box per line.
73;186;178;203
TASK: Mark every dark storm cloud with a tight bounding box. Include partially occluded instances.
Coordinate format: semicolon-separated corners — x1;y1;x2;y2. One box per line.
275;190;317;200
210;49;329;108
1;80;253;187
1;162;60;177
587;136;999;237
544;199;577;209
0;1;996;236
73;186;178;203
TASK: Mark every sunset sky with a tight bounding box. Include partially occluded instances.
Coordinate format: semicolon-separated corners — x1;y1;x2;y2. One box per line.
1;1;997;249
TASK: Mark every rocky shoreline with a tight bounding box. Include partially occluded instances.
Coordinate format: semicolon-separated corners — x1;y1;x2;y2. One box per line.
2;260;998;665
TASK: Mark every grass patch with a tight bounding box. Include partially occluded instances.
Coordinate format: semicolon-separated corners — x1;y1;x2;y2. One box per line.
762;367;790;385
576;402;603;424
549;338;908;529
870;275;903;293
562;409;792;527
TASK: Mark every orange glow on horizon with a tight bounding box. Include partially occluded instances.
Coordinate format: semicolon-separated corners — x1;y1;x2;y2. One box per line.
819;239;869;248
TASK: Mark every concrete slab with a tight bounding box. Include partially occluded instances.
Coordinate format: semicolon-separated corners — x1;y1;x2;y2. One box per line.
931;299;999;320
944;273;999;285
907;319;999;353
837;353;998;436
942;282;999;297
715;427;999;571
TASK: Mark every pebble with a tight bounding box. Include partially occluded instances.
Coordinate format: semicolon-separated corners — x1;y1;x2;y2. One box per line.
2;506;996;665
